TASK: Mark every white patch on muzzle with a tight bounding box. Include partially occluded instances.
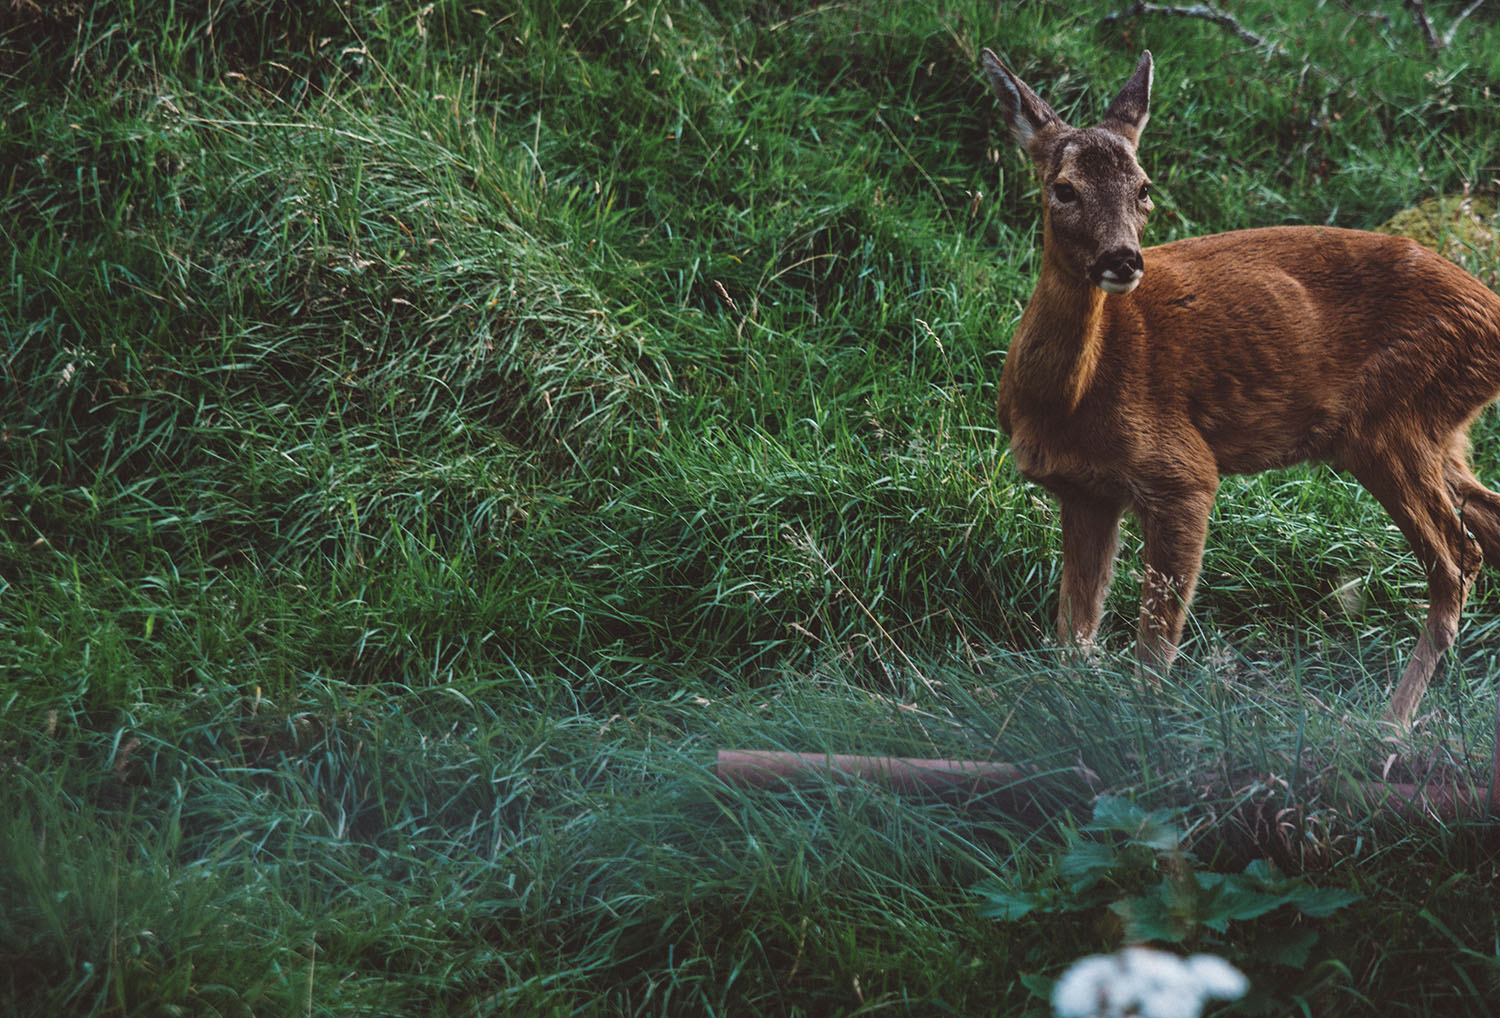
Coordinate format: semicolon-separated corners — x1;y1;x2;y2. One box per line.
1096;270;1142;295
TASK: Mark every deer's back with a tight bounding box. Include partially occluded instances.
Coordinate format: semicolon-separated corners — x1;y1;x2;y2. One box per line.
1106;225;1500;475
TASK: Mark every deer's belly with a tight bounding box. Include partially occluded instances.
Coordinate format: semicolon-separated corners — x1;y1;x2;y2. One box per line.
1009;429;1132;503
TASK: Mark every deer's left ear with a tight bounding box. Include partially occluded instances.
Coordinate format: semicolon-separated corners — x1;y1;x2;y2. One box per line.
1101;51;1153;147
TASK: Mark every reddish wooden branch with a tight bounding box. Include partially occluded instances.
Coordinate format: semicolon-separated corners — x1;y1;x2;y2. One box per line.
718;750;1498;827
716;750;1097;799
1352;778;1493;824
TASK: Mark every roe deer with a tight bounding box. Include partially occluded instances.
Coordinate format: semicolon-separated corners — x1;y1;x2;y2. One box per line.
982;48;1500;726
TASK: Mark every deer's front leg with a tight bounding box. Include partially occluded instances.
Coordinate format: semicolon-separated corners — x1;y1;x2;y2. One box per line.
1057;495;1126;649
1136;488;1216;678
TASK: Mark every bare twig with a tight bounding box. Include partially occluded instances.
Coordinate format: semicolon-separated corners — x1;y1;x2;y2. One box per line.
717;749;1498;824
1442;0;1489;47
1405;0;1443;53
1332;1;1391;28
1102;2;1272;50
716;750;1098;798
1103;2;1338;85
1403;0;1488;53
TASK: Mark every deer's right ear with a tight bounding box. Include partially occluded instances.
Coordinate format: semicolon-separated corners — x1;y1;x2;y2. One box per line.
982;49;1060;151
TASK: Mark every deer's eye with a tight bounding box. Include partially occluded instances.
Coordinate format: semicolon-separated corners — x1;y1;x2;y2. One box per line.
1138;183;1151;203
1052;181;1078;203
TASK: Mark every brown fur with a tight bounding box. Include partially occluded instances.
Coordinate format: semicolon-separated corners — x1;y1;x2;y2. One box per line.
983;49;1500;726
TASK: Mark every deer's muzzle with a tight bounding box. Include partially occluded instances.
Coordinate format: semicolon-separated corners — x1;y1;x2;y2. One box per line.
1091;247;1144;294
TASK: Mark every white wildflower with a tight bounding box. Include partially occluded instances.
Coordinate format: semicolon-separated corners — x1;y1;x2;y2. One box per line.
1184;954;1251;1000
1051;955;1118;1018
1052;947;1248;1018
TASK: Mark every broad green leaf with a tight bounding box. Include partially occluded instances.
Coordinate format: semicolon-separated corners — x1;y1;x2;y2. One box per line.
1058;840;1117;893
1287;886;1362;917
1253;927;1320;967
1018;971;1055;1002
1086;795;1148;832
1084;796;1185;850
974;882;1041;921
1110;894;1189;944
1194;872;1293;923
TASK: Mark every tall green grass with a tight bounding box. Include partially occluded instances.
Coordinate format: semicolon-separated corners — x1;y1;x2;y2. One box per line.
5;1;1500;1014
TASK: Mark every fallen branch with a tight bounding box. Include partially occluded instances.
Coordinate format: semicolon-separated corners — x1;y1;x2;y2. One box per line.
1102;2;1272;49
1406;0;1443;52
1107;0;1488;55
1102;2;1339;87
716;750;1097;803
1443;0;1489;48
1349;775;1493;825
718;749;1498;828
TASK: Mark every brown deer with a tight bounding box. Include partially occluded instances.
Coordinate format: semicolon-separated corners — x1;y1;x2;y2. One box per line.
983;47;1500;726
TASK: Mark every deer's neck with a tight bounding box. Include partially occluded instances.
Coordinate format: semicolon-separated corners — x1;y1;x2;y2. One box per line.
1002;253;1108;421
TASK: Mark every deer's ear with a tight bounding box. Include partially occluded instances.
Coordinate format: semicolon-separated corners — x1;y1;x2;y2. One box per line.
1101;51;1153;147
982;49;1061;151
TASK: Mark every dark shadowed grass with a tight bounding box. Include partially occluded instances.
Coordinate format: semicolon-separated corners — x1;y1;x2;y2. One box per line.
4;650;1496;1016
6;0;1500;1014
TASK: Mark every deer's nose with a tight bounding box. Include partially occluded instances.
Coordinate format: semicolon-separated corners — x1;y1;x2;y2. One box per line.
1091;247;1144;294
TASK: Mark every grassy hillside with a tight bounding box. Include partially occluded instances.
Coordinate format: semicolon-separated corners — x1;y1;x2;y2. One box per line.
4;1;1500;1014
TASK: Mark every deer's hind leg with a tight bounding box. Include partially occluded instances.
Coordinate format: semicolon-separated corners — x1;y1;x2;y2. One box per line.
1350;438;1483;727
1135;486;1216;680
1443;439;1500;567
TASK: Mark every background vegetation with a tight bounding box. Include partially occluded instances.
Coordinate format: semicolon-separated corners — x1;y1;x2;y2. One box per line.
5;0;1500;1014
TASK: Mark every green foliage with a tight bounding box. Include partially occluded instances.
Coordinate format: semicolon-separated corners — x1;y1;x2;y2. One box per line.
5;0;1500;1015
978;796;1363;1010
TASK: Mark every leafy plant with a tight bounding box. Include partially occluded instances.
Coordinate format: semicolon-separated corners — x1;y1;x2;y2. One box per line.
977;796;1362;1009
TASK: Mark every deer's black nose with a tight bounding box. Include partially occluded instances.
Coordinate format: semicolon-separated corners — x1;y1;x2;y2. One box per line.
1091;247;1144;294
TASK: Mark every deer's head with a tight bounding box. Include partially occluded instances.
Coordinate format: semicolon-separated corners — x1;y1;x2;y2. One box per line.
983;49;1155;295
